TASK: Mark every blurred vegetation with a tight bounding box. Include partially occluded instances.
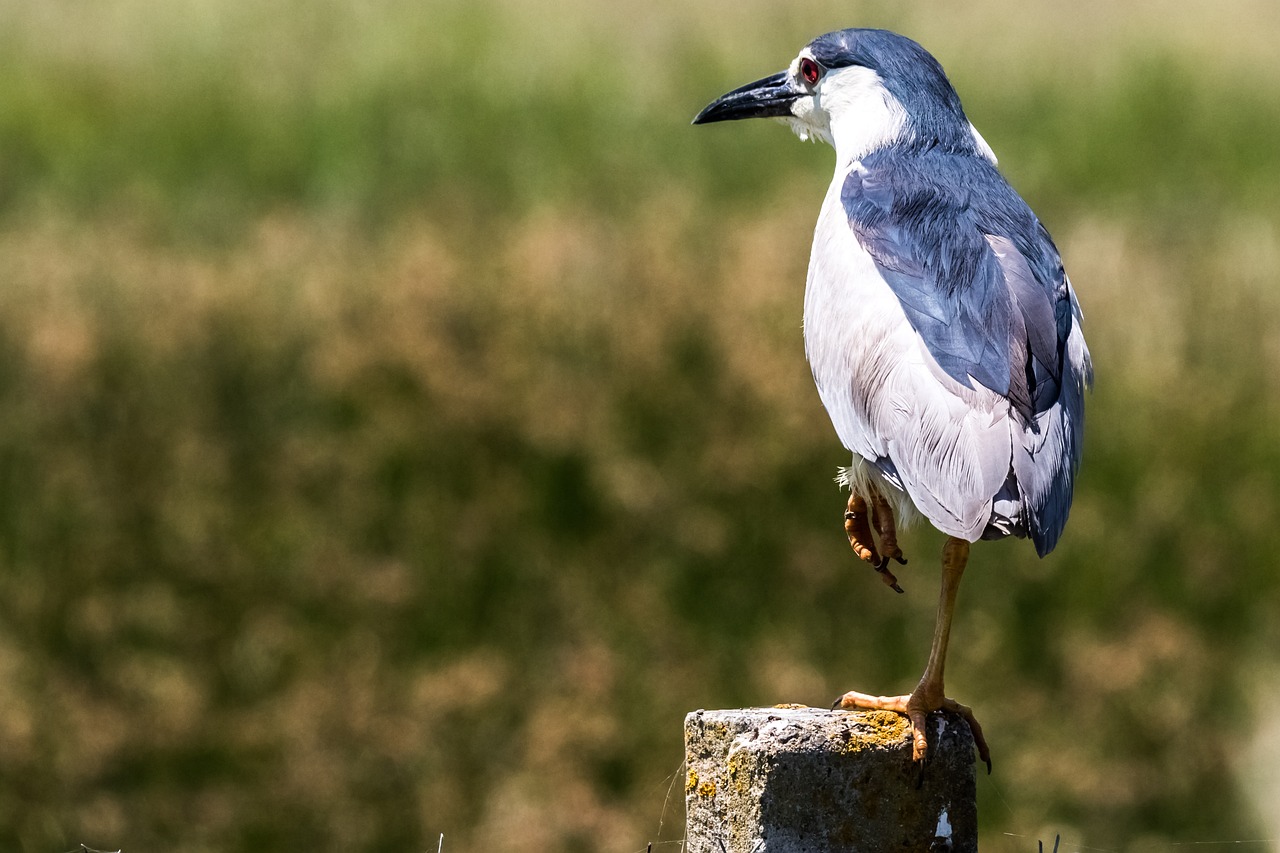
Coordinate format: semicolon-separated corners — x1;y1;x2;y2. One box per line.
1;0;1279;851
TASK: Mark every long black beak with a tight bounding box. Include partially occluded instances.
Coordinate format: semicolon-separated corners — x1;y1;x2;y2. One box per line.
692;70;799;125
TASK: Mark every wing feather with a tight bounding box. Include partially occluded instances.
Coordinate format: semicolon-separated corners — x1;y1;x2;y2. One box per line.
811;148;1091;554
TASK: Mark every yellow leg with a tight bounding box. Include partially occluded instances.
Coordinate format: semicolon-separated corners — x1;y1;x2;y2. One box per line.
835;537;991;770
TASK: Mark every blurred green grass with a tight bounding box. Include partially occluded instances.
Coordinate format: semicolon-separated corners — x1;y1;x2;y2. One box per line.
1;1;1279;851
3;1;1279;230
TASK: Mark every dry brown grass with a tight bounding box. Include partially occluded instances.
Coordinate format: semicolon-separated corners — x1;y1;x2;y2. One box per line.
0;198;1275;850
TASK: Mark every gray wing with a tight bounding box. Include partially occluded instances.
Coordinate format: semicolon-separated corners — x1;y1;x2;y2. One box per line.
839;151;1092;554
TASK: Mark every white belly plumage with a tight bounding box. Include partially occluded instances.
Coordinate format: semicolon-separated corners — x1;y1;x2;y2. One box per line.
802;166;1018;542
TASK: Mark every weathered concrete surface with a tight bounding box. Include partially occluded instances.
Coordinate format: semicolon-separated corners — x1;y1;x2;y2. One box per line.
684;706;977;852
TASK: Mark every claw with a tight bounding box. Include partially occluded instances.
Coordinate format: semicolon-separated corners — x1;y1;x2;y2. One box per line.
873;557;905;593
941;697;992;773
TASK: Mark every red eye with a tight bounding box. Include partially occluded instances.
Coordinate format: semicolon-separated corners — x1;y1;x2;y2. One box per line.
799;57;821;85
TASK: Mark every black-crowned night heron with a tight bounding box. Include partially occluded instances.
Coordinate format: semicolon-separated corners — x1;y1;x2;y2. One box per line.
694;28;1092;768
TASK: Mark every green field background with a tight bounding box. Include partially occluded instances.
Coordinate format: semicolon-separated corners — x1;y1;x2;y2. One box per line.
1;1;1279;850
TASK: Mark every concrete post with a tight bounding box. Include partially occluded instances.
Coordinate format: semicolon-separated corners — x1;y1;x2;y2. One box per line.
684;706;977;852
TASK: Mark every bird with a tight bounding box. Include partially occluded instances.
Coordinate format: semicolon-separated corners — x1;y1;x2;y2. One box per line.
693;28;1092;769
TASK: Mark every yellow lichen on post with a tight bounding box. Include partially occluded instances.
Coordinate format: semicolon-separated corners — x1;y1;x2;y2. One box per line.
832;708;909;753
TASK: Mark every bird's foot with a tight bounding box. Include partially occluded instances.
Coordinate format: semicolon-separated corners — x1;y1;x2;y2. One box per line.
844;492;906;593
843;492;880;563
870;493;908;568
833;688;991;772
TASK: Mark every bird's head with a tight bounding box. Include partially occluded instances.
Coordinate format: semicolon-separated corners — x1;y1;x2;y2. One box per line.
694;28;996;164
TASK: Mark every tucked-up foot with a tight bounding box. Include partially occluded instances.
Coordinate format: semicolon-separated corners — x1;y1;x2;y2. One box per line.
833;689;991;772
844;493;904;593
843;492;880;564
870;492;909;569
